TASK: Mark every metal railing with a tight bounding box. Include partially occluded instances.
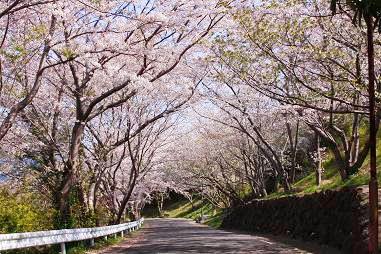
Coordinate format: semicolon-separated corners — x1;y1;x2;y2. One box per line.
0;218;144;254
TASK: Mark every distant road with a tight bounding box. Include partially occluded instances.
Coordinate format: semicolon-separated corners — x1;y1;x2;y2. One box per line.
98;218;341;254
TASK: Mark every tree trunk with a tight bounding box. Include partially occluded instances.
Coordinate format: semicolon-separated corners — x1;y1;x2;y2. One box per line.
58;122;86;227
365;14;378;254
58;170;74;228
157;193;164;216
115;172;138;224
315;134;322;186
88;182;96;213
286;119;299;183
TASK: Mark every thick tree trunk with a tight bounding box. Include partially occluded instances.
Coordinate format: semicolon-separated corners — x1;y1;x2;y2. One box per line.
58;122;86;227
58;170;74;228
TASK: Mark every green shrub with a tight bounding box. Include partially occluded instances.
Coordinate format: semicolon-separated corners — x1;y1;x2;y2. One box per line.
0;188;53;233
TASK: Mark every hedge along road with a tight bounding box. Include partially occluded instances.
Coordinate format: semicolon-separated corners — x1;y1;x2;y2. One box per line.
97;218;341;254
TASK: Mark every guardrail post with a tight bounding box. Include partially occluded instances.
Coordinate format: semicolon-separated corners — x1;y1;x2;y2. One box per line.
60;242;66;254
114;233;117;239
104;235;108;241
121;231;124;238
90;238;95;247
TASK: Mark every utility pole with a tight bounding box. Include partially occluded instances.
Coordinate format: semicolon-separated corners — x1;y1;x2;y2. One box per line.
330;1;379;251
365;13;378;254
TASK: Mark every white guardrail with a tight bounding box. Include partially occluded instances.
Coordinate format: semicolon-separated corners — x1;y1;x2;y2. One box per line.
0;218;144;254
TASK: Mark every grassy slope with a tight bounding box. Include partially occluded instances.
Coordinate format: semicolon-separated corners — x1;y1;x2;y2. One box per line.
162;199;223;229
267;132;381;200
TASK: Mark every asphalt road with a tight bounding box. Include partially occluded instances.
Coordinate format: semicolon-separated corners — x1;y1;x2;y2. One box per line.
98;218;341;254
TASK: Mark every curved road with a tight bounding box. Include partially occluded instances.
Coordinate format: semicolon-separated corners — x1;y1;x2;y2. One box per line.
99;218;341;254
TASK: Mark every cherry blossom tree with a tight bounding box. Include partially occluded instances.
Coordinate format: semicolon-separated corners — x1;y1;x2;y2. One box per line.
0;0;228;227
0;1;73;141
209;0;381;180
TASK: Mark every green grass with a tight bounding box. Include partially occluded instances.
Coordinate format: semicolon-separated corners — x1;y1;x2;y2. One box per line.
66;227;143;254
68;236;123;254
162;198;223;229
266;130;381;200
204;211;223;228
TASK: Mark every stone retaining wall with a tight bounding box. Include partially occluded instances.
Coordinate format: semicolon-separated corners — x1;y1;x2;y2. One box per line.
221;187;370;254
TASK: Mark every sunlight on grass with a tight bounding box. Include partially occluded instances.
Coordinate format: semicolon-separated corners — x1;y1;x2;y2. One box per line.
267;133;381;199
163;198;223;229
204;211;223;229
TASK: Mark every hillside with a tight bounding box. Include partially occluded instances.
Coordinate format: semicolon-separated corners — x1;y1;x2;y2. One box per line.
267;132;381;199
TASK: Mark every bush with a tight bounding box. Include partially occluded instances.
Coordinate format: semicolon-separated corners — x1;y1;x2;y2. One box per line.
0;188;54;233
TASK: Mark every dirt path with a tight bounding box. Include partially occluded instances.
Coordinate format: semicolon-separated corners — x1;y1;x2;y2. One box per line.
98;218;341;254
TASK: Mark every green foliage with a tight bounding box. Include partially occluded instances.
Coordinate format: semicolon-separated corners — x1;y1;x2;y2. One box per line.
53;185;99;230
0;189;53;234
66;245;88;254
66;232;131;254
61;47;76;59
2;247;55;254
